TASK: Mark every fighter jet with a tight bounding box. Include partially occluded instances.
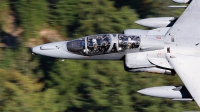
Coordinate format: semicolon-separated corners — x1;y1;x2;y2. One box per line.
32;26;174;74
32;0;200;107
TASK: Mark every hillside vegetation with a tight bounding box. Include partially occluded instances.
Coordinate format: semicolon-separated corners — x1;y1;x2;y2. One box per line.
0;0;198;111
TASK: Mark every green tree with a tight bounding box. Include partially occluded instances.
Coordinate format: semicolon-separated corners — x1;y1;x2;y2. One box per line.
0;0;10;30
48;0;80;37
11;0;48;40
113;0;184;18
75;0;140;37
0;69;60;112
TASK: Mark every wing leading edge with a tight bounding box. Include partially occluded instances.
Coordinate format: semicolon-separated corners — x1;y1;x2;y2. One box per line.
165;0;200;107
166;54;200;106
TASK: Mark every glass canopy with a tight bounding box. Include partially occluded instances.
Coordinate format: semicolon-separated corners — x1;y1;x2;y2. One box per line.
67;34;140;56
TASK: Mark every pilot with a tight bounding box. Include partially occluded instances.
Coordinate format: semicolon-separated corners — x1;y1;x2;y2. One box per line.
97;38;103;46
127;43;132;49
92;38;97;45
128;37;131;42
92;38;98;51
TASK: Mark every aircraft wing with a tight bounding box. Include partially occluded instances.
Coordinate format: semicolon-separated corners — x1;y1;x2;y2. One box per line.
165;0;200;107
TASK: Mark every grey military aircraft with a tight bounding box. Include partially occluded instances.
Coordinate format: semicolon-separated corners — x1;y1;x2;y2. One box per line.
32;0;200;107
32;27;172;74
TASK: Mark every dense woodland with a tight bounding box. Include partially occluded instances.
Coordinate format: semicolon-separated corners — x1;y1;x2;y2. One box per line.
0;0;199;112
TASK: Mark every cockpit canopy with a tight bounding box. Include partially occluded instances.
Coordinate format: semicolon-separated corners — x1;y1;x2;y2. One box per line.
67;34;140;56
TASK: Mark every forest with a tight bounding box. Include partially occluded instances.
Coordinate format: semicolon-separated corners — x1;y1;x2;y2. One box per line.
0;0;199;111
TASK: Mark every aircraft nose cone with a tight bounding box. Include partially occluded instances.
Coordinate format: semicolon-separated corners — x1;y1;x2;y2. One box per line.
32;41;67;57
32;46;42;54
137;89;152;95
